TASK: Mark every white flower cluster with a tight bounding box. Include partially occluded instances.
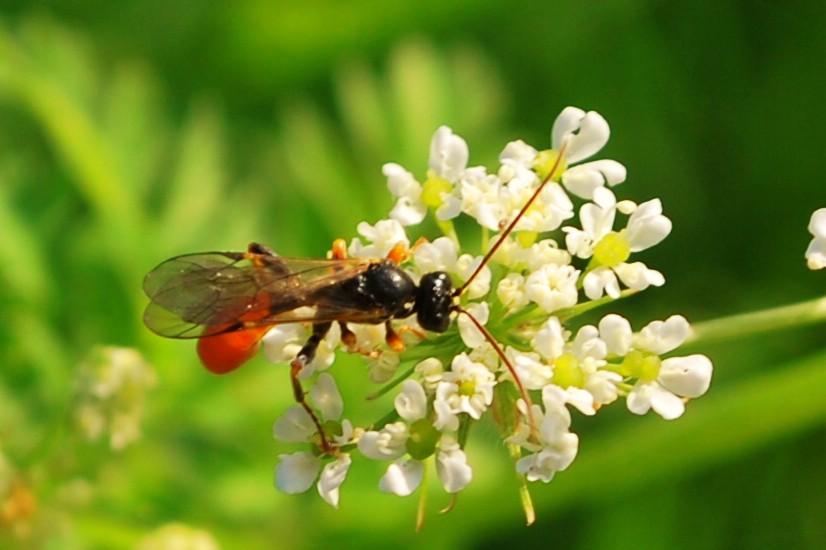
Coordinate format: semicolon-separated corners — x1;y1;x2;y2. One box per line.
269;107;713;509
73;346;157;451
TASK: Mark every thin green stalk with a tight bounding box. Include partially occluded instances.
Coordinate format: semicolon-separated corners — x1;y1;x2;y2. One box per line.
686;295;826;346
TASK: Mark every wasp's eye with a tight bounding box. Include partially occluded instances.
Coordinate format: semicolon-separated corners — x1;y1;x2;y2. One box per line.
416;272;453;333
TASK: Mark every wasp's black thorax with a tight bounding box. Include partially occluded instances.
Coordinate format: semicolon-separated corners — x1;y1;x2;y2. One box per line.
325;261;418;320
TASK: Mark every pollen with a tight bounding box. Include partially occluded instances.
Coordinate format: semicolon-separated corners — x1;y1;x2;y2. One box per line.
593;232;631;267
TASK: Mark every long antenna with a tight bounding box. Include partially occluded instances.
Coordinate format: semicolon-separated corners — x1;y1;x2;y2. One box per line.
456;142;569;295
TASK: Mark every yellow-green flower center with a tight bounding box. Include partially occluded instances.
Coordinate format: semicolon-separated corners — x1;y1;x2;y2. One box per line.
593;231;631;267
458;379;477;396
533;149;568;181
619;350;661;381
422;174;452;208
552;353;586;388
517;231;538;247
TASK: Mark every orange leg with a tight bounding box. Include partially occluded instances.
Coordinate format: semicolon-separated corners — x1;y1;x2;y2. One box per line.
331;238;348;260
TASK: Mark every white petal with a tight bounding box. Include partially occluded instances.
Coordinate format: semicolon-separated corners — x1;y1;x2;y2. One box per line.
578;192;616;242
507;347;552;390
613;262;665;291
805;238;826;270
350;219;409;258
436;447;473;493
808;208;826;238
275;452;320;494
390;198;427;226
649;384;685;420
310;373;343;421
413;237;458;273
395;380;428;421
532;317;567;360
625;199;672;252
626;382;654;415
379;459;424;496
552;108;610;164
429;126;468;182
561;160;626;200
571;325;607;359
262;324;306;364
564;387;596;416
583;266;620;300
432;393;460;432
455;254;492;299
500;139;538;168
383;162;421;200
457;302;489;348
659;355;713;398
635;315;690;355
317;455;351;508
598;314;633;356
273;406;316;443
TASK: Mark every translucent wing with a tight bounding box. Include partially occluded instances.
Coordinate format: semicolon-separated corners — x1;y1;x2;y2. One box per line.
143;248;376;339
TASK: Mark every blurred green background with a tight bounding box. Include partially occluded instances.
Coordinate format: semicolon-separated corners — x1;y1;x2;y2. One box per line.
1;0;825;548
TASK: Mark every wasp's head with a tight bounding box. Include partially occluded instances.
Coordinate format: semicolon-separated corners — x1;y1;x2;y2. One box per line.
415;271;454;333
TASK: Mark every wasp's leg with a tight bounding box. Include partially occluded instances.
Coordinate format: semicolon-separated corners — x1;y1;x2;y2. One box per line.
245;242;292;276
290;321;334;452
384;320;406;352
330;239;348;260
337;321;382;359
339;322;357;351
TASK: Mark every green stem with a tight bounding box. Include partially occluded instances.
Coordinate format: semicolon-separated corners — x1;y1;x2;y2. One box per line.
686;295;826;346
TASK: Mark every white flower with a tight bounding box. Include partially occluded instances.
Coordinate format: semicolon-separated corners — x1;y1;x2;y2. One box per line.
273;375;355;505
512;386;579;483
524;263;580;313
626;355;713;420
379;435;472;496
385;163;426;226
348;219;409;258
433;353;496;431
430;126;469;182
599;314;713;420
806;208;826;269
563;188;669;300
552;107;627;200
530;321;619;412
